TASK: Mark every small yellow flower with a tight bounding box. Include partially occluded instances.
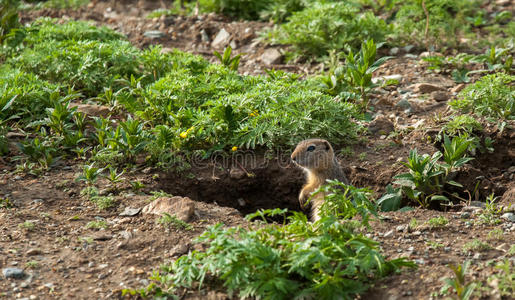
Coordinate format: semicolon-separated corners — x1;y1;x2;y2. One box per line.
180;132;188;139
231;146;238;152
249;110;259;117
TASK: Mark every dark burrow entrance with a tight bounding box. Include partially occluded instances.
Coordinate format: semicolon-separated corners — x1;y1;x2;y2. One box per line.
157;154;306;216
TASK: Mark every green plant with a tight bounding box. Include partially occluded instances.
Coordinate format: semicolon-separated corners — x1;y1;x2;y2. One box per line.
157;212;193;230
440;261;477;300
426;216;448;228
268;2;389;60
486;228;503;241
450;73;514;122
129;180;145;191
25;260;39;269
0;197;13;208
85;220;108;230
489;259;515;297
380;135;473;209
320;40;391;111
90;195;116;210
127;203;414;299
19;220;35;231
462;239;491;252
0;0;20;44
392;0;482;49
476;193;503;225
426;240;444;250
213;46;242;71
76;163;104;186
105;166;124;185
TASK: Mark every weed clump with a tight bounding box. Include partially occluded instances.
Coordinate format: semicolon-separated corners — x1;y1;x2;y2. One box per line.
125;184;414;299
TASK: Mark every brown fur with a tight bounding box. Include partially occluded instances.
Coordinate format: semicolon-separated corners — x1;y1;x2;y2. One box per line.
291;139;349;221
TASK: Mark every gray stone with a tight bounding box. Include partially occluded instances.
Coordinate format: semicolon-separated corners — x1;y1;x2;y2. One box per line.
395;99;411;110
460;212;471;219
389;47;399;56
211;28;231;48
3;268;25;279
261;48;283;65
501;212;515;222
143;30;165;39
200;29;209;43
396;225;407;232
119;207;141;217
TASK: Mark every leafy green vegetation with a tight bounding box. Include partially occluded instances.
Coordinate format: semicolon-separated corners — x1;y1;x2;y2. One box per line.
440;261;477;300
1;18;366;175
267;2;389;60
426;216;448;228
157;212;193;230
378;135;474;210
450;73;514;121
0;0;20;44
126;185;414;299
463;239;491;252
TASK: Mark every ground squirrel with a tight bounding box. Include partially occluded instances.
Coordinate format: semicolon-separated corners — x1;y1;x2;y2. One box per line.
291;138;349;221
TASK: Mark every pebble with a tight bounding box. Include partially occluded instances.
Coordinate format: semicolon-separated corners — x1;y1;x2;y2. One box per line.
501;213;515;222
395;99;411;110
389;47;399;55
2;268;25;279
460;212;471;219
414;258;425;265
396;225;407;232
143;30;165;39
119;207;141;217
383;230;394;237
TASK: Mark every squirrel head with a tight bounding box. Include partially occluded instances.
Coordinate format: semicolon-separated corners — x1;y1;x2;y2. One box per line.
291;138;335;171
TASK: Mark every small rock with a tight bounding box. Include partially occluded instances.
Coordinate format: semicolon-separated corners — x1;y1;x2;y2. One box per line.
411;83;444;93
473;253;481;259
395;99;411;110
2;268;25;279
119;230;133;240
237;198;246;206
396;225;407;232
444;247;451;252
451;83;466;94
200;29;210;43
211;28;231;48
389;47;399;56
404;54;418;59
25;249;42;256
260;48;283;65
143;30;165;39
420;51;443;58
501;212;515;222
142;196;195;222
170;243;189;256
383;230;394;238
119;207;141;217
414;258;425;265
69;103;110;118
32;199;44;204
460;212;471;219
412;231;422;236
368;115;394;135
431;91;450;102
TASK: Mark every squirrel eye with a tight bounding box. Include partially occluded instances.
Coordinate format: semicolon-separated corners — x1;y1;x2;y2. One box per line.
307;145;316;152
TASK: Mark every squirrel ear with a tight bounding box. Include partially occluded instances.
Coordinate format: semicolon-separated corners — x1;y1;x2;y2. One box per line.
323;140;331;150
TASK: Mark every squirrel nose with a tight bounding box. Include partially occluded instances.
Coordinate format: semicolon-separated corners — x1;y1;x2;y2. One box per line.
291;155;297;162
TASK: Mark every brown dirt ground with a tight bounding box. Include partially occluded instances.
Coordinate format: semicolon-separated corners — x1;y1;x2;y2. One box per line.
1;0;514;299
